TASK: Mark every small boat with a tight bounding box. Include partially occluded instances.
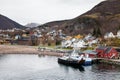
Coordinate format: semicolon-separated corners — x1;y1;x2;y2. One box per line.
80;50;95;66
79;52;92;66
83;57;92;66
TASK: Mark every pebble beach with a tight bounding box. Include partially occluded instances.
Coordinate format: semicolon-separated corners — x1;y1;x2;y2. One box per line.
0;45;39;54
0;45;64;56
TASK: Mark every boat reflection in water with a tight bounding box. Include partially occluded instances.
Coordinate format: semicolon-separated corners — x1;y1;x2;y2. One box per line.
58;63;85;72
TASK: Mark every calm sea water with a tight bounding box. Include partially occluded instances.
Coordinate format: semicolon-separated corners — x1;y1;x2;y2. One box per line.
0;54;120;80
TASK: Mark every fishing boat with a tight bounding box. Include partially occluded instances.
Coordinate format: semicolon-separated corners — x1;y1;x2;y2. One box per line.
58;48;85;67
58;48;93;66
58;55;85;67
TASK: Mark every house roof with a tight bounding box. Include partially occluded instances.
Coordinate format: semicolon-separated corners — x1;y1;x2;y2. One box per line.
96;46;113;53
65;36;72;40
96;46;107;50
105;47;112;53
83;50;97;54
74;34;83;39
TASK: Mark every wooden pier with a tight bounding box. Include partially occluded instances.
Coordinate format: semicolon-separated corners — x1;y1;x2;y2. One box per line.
92;58;102;64
92;58;120;66
100;59;120;66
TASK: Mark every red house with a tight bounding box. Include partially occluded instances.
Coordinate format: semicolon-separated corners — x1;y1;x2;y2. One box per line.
96;46;118;59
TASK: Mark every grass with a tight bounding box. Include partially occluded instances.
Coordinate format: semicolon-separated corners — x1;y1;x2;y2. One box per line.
84;13;100;19
102;38;120;47
38;45;55;49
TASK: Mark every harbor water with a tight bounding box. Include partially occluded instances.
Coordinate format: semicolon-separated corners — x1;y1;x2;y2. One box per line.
0;54;120;80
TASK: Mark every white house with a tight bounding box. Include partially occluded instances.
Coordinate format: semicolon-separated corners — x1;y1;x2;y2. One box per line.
71;38;76;43
104;32;115;39
15;35;21;40
72;39;87;48
84;33;95;41
116;30;120;38
87;39;98;47
61;40;72;48
84;33;92;41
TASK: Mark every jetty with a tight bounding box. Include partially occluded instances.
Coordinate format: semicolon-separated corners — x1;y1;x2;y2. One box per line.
92;58;102;64
92;58;120;66
100;59;120;66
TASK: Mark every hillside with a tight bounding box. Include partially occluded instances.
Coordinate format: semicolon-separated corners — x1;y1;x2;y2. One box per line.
38;0;120;36
0;14;25;30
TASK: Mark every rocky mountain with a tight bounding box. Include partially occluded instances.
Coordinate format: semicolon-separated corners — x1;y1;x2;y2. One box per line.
25;23;40;28
0;14;25;30
38;0;120;36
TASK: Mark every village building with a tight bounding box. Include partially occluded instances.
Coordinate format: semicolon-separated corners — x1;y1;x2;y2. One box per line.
116;30;120;38
104;32;115;39
84;33;94;41
96;46;118;59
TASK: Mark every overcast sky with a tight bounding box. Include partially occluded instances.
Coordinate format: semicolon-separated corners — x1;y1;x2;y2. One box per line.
0;0;104;25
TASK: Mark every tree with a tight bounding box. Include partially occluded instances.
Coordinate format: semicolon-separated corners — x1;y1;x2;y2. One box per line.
31;35;38;46
92;27;96;36
96;27;102;37
117;25;120;31
92;27;102;37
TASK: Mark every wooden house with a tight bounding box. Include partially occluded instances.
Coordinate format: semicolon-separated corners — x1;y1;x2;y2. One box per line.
96;46;118;59
15;36;32;45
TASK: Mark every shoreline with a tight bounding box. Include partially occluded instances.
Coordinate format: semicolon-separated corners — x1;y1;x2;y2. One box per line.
0;45;63;56
0;45;39;54
38;51;64;57
99;59;120;66
1;45;120;66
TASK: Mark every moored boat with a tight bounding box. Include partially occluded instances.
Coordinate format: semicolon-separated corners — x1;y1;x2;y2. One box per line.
58;48;92;66
58;48;85;67
58;56;85;67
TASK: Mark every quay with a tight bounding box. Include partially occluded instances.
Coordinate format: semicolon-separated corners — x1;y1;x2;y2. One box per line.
92;58;102;64
100;59;120;66
92;58;120;66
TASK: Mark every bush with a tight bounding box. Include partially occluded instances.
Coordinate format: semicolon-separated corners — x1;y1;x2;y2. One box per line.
56;41;61;45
